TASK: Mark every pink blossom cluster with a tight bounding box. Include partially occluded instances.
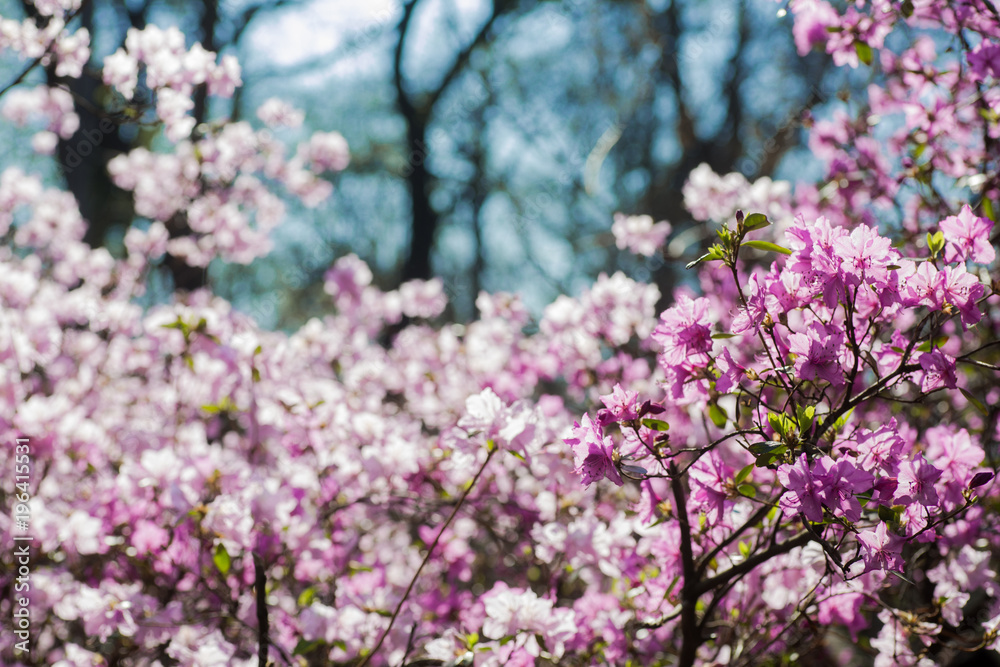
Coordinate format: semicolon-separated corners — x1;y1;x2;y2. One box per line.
103;26;241;139
0;1;89;78
611;213;672;256
97;32;347;267
786;0;1000;238
0;0;999;666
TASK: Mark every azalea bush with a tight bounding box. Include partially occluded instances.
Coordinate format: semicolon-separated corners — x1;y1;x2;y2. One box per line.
1;0;999;666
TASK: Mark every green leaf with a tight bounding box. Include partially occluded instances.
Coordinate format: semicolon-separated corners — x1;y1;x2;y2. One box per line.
686;252;714;270
743;213;770;232
961;388;989;416
292;639;326;656
734;463;754;486
916;336;948;352
737;483;756;497
749;442;787;467
347;561;373;574
507;449;526;461
854;41;874;66
297;587;317;607
748;441;784;456
888;570;916;586
767;412;796;439
878;504;902;525
738;540;751;558
830;407;855;436
712;332;738;339
742;240;792;255
708;403;728;428
213;543;231;575
252;367;261;383
926;230;945;255
983;198;996;222
641;418;670;432
901;0;914;16
795;405;816;434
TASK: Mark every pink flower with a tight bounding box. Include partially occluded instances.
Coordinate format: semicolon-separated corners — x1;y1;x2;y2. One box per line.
940;264;986;327
778;453;826;522
895;458;942;506
652;295;714;367
689;451;734;525
817;457;873;522
857;522;904;573
299;131;350;172
918;348;957;393
256;98;304;128
611;213;671;257
598;383;639;423
731;272;767;335
939;205;995;265
399;278;447;319
564;413;623;487
790;0;839;56
832;223;898;287
713;346;745;394
853;420;906;474
102;48;139;99
787;321;846;386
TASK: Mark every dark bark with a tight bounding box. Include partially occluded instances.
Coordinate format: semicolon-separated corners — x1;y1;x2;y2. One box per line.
393;0;517;284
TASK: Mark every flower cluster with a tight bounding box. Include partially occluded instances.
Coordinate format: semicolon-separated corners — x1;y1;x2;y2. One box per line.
0;0;998;665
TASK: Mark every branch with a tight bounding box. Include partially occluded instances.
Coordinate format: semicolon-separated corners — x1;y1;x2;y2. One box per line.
254;552;269;667
425;0;516;111
695;531;812;596
670;464;700;667
357;445;496;667
0;4;86;98
393;0;422;122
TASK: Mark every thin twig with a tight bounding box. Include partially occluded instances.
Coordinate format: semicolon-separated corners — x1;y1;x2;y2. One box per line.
357;445;496;667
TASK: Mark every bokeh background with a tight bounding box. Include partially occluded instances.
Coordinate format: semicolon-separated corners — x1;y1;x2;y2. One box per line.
0;0;868;327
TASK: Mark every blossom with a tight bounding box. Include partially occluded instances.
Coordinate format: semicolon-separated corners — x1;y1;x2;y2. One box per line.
713;346;745;394
564;413;623;487
731;272;767;335
652;295;714;367
940;264;986;327
256;97;305;128
688;450;734;525
895;458;942;506
939;205;995;265
598;383;640;423
832;222;898;287
857;522;904;573
611;213;671;256
917;348;957;393
777;454;826;522
787;321;846;386
102;48;139;99
852;421;906;474
817;457;873;522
